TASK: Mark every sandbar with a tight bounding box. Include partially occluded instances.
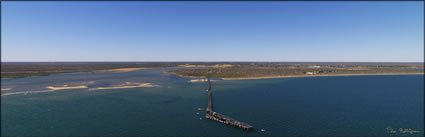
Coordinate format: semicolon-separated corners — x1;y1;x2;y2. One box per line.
1;88;12;91
189;79;217;82
93;82;157;90
99;68;146;72
178;64;232;68
178;64;208;68
46;85;88;90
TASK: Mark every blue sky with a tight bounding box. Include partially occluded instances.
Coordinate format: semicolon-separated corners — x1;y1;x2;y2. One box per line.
1;2;423;62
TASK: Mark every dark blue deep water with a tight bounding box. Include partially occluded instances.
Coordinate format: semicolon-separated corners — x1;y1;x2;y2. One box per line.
1;68;424;136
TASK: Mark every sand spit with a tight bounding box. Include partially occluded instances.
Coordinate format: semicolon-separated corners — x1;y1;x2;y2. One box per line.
178;64;233;68
2;84;90;96
178;64;207;68
1;81;157;96
92;82;158;90
1;89;55;96
189;79;217;83
46;85;88;90
1;88;12;91
99;68;146;72
221;73;425;80
213;64;233;68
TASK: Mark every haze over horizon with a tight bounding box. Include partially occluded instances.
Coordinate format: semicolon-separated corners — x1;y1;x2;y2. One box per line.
1;2;424;62
1;61;424;63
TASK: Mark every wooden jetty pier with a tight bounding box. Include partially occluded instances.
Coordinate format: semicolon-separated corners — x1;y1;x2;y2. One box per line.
205;76;253;130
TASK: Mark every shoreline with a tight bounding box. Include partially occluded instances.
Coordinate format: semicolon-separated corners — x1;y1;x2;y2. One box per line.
171;73;424;80
1;88;12;91
189;79;218;82
46;85;88;90
92;82;156;90
98;67;147;72
178;64;233;68
220;73;424;80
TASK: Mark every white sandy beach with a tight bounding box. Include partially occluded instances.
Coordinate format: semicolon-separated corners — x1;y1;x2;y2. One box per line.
1;88;12;91
221;73;425;80
46;85;88;90
99;68;146;72
189;79;217;82
93;82;157;90
178;64;233;68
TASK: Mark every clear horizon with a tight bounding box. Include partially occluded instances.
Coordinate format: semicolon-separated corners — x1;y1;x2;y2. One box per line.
1;61;423;63
1;2;424;62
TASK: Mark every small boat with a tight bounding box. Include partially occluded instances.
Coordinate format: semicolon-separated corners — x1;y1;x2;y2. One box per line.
261;129;265;132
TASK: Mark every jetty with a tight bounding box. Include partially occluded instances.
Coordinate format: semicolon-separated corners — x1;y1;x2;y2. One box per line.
205;76;253;130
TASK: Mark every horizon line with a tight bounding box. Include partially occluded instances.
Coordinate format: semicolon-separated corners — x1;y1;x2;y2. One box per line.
1;61;424;63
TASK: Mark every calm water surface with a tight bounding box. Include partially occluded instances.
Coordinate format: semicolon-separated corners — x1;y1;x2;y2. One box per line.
1;68;424;136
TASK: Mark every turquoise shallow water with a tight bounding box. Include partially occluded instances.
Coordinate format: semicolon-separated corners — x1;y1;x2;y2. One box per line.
1;68;424;136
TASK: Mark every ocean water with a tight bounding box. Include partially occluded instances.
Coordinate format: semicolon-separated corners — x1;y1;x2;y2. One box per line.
1;68;424;136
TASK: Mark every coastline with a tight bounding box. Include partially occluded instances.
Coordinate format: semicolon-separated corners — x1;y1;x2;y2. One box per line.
1;88;12;91
46;85;88;90
92;82;156;90
178;64;233;68
220;73;425;80
171;72;424;80
189;79;217;82
98;67;146;72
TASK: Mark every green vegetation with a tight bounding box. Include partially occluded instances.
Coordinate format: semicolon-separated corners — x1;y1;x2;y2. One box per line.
1;62;180;78
0;62;238;78
169;63;424;78
2;62;423;79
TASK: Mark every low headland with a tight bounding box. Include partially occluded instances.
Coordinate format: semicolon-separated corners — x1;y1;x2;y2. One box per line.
1;62;181;78
170;63;424;80
1;62;233;78
220;73;424;80
2;62;423;80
